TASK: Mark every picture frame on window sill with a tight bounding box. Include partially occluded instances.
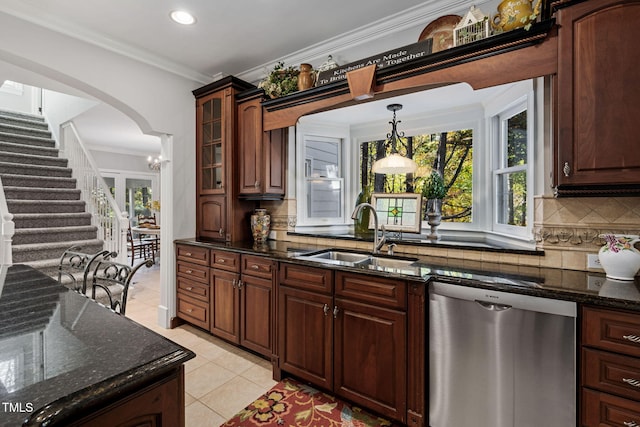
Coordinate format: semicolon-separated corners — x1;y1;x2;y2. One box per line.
369;193;423;234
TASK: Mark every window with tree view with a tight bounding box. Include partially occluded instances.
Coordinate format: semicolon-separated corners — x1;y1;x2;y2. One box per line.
359;129;473;224
495;109;527;227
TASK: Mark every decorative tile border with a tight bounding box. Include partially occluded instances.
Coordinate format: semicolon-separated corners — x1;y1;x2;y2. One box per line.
533;226;640;248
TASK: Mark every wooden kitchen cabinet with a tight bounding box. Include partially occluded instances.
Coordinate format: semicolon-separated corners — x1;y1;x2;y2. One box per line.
581;305;640;426
210;249;241;342
237;89;286;200
72;368;185;427
277;264;408;423
194;77;255;241
554;0;640;195
176;244;211;330
240;255;276;357
278;263;334;390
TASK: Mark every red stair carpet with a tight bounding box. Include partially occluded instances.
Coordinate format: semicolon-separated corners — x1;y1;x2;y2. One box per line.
220;378;395;427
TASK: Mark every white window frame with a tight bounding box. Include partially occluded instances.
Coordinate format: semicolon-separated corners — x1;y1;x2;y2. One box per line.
295;120;350;228
100;169;159;223
491;94;535;239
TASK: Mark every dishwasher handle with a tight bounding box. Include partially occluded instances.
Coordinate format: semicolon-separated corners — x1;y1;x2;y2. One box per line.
476;300;512;311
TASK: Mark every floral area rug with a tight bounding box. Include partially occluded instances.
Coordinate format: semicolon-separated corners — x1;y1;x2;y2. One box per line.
220;378;395;427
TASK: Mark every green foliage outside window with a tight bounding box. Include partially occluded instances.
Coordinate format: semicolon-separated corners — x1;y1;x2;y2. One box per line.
360;129;473;223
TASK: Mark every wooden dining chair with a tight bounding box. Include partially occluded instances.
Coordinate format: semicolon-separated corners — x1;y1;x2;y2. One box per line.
127;224;155;266
136;213;160;255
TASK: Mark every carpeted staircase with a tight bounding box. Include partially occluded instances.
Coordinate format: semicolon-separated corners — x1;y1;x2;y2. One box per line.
0;109;103;275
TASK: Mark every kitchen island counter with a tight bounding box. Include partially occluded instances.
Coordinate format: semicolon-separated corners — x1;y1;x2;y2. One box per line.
0;264;194;427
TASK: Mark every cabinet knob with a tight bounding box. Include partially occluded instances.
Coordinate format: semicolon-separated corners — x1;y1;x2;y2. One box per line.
186;269;193;274
323;304;329;316
219;228;224;236
333;306;339;318
232;279;237;288
624;421;639;427
218;258;226;263
186;308;193;313
185;252;192;256
254;180;260;188
563;162;570;177
238;279;243;289
186;287;193;291
251;264;260;270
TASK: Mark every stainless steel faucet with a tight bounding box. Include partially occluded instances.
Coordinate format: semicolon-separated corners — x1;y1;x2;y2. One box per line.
351;202;386;254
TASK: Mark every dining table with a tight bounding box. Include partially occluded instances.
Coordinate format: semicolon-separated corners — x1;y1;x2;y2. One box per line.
131;226;160;236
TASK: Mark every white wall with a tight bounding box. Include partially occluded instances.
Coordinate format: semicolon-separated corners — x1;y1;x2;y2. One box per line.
0;11;198;328
0;81;35;113
42;90;98;144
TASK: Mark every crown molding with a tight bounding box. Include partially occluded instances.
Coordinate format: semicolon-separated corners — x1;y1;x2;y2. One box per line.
236;0;474;84
0;4;213;84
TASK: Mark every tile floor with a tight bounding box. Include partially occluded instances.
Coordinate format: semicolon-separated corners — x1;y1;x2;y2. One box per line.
125;263;277;427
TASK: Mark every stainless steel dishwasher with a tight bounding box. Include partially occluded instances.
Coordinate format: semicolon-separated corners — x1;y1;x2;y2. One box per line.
429;282;576;427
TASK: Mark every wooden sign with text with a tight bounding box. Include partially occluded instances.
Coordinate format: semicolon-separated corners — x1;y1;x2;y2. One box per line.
316;39;433;86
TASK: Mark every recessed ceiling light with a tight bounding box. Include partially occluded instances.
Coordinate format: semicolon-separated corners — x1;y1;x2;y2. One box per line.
170;10;196;25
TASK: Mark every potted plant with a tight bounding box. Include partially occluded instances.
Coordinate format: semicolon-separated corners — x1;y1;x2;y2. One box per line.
421;171;447;240
258;61;300;99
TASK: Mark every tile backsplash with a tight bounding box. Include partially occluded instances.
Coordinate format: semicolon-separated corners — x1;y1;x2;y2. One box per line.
259;196;640;272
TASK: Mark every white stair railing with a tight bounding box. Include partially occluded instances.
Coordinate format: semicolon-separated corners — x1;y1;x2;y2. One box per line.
60;122;128;264
0;176;15;265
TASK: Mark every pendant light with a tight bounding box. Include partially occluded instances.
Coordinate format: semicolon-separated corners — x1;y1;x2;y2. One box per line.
371;104;418;174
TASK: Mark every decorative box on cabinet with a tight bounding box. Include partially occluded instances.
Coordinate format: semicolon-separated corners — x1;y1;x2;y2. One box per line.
194;77;255;241
277;263;408;423
582;305;640;426
554;0;640;196
237;89;287;200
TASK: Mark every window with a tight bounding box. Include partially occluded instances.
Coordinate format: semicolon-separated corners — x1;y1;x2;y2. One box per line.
0;80;24;95
296;122;349;228
492;100;533;238
294;80;538;244
100;172;159;225
359;129;473;224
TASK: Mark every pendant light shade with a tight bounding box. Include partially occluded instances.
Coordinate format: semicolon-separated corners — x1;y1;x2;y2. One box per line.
371;104;417;175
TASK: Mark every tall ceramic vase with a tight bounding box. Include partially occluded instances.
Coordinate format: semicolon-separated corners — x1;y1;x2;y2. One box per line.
251;209;271;244
598;234;640;281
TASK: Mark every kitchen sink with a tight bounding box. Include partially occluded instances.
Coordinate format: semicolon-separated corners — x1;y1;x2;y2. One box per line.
294;249;372;266
294;249;419;272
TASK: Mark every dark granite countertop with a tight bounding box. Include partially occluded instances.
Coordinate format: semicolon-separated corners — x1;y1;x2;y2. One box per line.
177;238;640;312
0;264;195;427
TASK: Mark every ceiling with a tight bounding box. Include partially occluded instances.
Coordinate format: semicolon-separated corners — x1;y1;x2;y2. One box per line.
0;0;505;156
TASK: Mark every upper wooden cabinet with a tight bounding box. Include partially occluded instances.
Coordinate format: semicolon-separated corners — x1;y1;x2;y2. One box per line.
194;77;255;241
554;0;640;195
237;89;286;200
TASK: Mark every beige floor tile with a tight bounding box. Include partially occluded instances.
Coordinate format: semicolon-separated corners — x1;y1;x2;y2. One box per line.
184;354;209;374
240;363;277;390
211;350;257;375
184;392;196;406
190;340;235;362
200;375;266;419
185;362;237;399
185;401;226;427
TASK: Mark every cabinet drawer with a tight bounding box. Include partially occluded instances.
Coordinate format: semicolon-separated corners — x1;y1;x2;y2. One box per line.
583;388;640;427
176;261;209;284
335;272;406;309
177;294;209;330
211;250;240;272
176;244;209;266
278;262;333;294
583;306;640;357
583;347;640;400
177;276;209;303
242;255;274;279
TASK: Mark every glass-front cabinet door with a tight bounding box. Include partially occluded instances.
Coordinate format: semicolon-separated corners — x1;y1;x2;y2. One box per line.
198;93;225;194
